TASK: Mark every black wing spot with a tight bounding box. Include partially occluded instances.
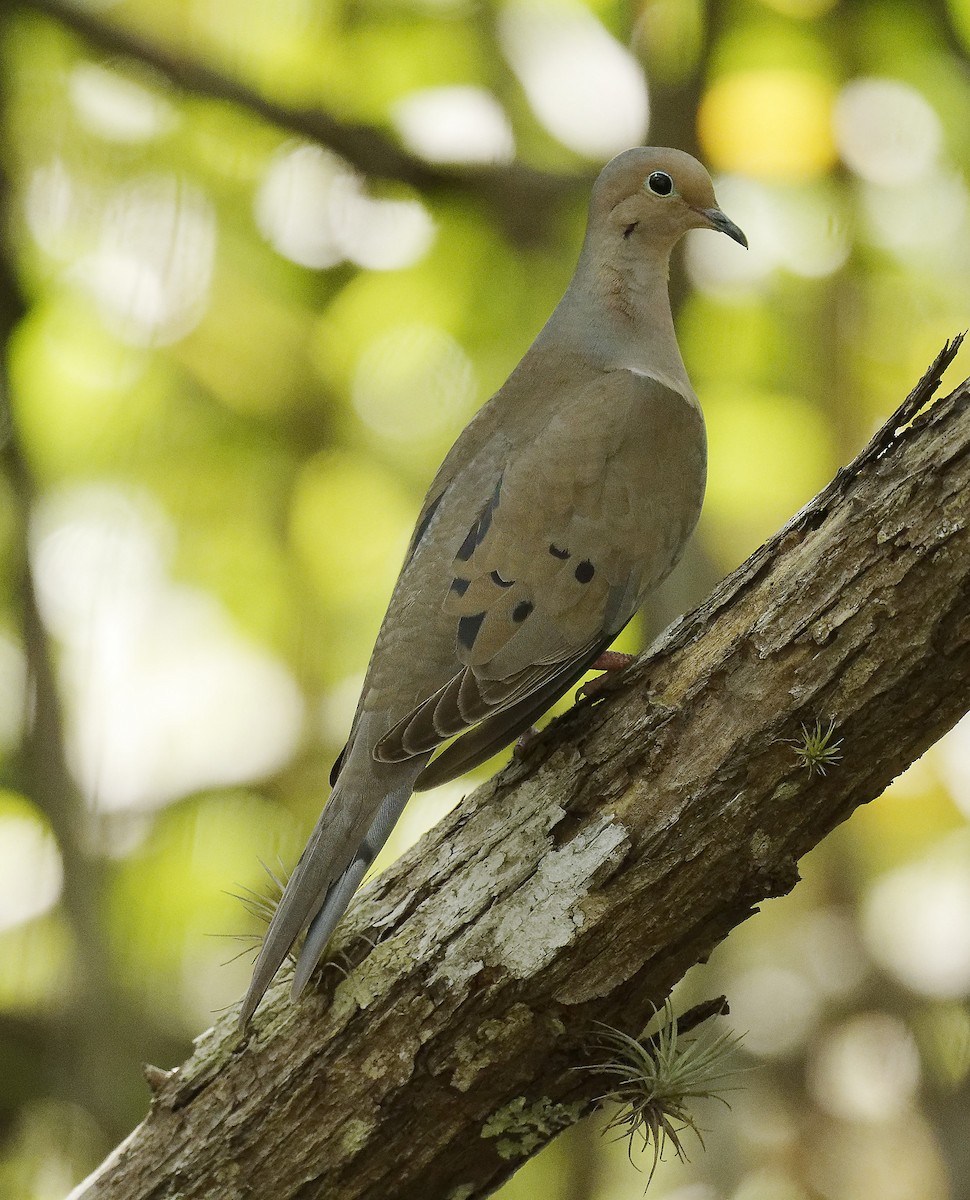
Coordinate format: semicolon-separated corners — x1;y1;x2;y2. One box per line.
549;544;570;560
456;477;503;564
406;491;444;565
458;611;486;650
575;560;595;583
450;577;470;596
512;600;534;623
329;743;347;786
456;525;478;563
490;570;515;588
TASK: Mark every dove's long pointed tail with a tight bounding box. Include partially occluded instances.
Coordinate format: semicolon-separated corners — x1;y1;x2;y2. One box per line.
289;782;413;998
239;759;425;1027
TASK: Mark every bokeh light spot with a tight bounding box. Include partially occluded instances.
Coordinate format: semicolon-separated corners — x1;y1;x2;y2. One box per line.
353;323;476;443
863;834;970;998
500;0;649;157
393;86;515;164
809;1012;920;1122
74;176;215;347
32;486;304;813
0;793;63;933
834;77;942;186
700;69;836;182
69;62;176;144
256;142;434;271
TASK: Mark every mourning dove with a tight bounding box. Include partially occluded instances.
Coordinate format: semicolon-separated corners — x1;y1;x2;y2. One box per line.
240;147;746;1025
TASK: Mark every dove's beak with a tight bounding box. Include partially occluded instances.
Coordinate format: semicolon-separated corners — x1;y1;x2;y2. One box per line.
697;207;748;248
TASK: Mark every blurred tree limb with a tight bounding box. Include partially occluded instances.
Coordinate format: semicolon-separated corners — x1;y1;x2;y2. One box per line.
22;0;589;237
66;339;970;1199
0;105;191;1141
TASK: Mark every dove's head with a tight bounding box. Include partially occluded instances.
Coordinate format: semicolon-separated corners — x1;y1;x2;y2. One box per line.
588;147;747;256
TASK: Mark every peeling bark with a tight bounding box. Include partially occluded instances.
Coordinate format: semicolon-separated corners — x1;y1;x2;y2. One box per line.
69;342;970;1200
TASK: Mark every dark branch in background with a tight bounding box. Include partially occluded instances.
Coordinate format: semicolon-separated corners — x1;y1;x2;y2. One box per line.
23;0;591;238
0;16;189;1139
66;341;970;1199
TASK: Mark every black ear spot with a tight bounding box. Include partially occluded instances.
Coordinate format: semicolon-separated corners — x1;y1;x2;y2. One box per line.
575;560;595;583
512;600;534;623
623;222;638;239
549;543;570;559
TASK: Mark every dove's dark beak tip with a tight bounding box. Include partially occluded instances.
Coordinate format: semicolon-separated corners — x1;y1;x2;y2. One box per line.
699;207;748;249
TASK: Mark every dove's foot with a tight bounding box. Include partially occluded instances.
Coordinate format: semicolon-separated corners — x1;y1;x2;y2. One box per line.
513;725;540;759
577;651;635;700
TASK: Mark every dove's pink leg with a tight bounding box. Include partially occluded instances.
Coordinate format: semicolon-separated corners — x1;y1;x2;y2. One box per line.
576;651;635;698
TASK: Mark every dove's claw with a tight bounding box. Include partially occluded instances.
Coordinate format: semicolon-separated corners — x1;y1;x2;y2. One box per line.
513;726;540;758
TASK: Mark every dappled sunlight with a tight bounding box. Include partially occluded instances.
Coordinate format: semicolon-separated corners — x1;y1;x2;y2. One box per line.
68;61;177;144
0;794;63;933
393;85;515;164
834;77;943;186
0;634;26;753
73;176;216;347
352;322;476;442
255;143;350;268
686;175;849;293
937;710;970;820
860;169;969;259
31;485;304;813
726;965;821;1058
808;1012;920;1123
499;0;649;157
862;833;970;998
25;158;79;260
699;69;836;182
256;142;435;271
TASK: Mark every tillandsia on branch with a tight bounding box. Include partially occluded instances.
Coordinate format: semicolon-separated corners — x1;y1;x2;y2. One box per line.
581;997;742;1184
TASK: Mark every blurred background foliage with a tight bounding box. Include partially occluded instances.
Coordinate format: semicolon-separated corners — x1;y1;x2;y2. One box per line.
0;0;968;1197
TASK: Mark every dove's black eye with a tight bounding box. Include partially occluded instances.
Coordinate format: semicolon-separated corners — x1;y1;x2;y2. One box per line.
647;171;673;196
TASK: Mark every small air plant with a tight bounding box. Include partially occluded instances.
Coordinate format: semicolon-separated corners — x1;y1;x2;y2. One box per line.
218;858;290;966
582;1000;744;1187
222;859;373;981
790;718;843;777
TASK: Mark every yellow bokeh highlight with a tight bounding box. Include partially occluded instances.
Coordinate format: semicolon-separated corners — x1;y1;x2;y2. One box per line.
8;299;170;484
699;68;837;181
701;384;835;567
290;451;411;609
289;449;413;678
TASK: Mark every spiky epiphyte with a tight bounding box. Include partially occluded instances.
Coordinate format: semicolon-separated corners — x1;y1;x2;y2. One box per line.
584;1001;744;1185
218;858;292;966
790;718;843;777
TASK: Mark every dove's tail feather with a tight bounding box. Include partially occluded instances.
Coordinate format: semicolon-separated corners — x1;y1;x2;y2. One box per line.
239;770;419;1028
290;782;413;998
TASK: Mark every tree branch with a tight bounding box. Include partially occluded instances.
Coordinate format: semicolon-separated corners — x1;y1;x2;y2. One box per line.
68;339;970;1200
23;0;587;234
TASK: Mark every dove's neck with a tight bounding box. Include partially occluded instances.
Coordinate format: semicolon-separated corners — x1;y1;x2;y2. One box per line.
535;242;694;399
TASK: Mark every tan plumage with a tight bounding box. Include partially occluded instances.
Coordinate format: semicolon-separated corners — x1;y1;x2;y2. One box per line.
239;146;746;1026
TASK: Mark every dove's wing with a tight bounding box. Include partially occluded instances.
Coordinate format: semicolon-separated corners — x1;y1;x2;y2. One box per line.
372;369;705;771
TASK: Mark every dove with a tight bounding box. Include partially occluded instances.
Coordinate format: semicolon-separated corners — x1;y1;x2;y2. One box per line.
240;146;746;1026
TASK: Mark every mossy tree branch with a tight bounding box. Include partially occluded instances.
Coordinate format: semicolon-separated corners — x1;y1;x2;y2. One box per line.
68;340;970;1199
